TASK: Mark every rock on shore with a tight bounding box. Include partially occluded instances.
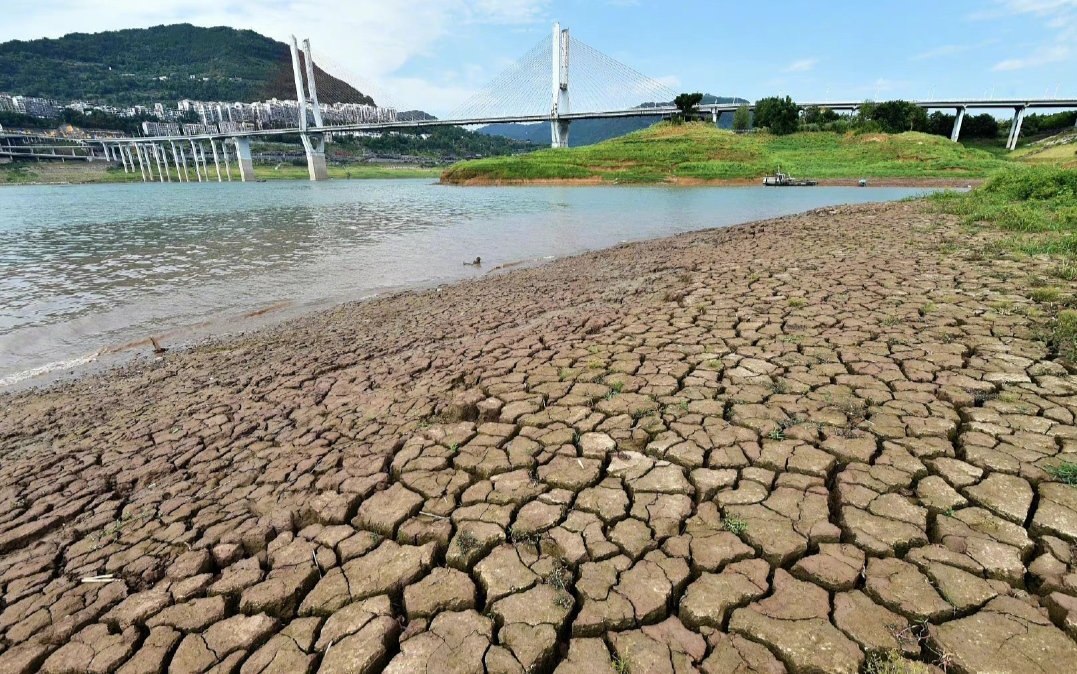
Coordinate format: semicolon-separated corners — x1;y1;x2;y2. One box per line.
2;200;1077;673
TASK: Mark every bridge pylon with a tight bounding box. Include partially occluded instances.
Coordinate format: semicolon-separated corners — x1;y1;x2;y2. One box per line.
550;22;571;149
290;36;329;181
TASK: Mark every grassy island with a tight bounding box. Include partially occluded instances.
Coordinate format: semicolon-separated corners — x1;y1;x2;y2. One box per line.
441;122;1024;185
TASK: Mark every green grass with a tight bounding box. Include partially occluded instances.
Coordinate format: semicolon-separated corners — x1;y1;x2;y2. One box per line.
442;122;1012;184
254;163;439;180
930;166;1077;363
929;166;1077;256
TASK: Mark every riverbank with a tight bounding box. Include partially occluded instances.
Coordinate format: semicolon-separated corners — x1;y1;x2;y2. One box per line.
0;161;440;185
446;175;983;188
3;189;1077;673
442;123;1013;185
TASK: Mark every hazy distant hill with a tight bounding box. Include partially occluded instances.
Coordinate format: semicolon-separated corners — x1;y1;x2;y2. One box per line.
0;24;372;106
479;95;749;147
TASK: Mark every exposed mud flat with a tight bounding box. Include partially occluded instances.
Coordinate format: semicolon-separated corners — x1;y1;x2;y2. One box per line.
2;201;1076;673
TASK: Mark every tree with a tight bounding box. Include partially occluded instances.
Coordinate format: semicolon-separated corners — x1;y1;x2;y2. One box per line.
673;93;704;121
732;104;750;131
963;113;1000;139
869;100;928;134
754;96;799;135
926;111;956;138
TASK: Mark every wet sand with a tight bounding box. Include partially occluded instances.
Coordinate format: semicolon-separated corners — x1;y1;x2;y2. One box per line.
2;200;1076;673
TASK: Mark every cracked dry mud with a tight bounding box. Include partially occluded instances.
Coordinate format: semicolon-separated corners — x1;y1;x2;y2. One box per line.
2;200;1077;674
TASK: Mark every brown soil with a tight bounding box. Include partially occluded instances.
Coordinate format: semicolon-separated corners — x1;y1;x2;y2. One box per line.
2;201;1076;674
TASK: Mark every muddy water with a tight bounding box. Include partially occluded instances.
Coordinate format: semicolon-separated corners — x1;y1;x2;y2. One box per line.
0;179;931;386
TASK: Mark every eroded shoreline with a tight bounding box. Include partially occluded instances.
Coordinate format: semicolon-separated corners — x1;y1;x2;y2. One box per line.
2;201;1077;674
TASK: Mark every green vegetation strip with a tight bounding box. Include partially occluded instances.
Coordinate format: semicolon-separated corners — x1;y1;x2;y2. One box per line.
442;123;1010;184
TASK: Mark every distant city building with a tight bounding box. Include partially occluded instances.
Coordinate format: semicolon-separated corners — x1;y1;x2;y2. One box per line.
141;121;181;136
2;91;397;136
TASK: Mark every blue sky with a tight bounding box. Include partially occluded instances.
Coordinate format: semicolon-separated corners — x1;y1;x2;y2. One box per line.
4;0;1075;116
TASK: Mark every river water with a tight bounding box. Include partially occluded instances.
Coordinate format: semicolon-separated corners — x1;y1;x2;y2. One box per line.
0;179;931;387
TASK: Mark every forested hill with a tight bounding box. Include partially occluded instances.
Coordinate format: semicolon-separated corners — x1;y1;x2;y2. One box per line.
0;24;372;106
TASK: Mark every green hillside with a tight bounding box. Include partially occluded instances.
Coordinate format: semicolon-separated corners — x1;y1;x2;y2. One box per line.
0;24;370;106
443;123;1014;184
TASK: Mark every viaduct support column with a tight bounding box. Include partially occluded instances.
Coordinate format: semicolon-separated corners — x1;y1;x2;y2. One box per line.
950;107;966;142
210;140;223;182
189;141;203;182
222;140;233;181
1006;106;1027;151
130;145;144;181
550;22;571;149
178;143;190;182
234;137;256;181
153;144;165;181
134;145;147;182
159;144;172;182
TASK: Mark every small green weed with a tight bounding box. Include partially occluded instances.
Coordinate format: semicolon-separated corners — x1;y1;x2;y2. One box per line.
1046;461;1077;485
456;531;478;552
787;298;806;308
722;516;749;536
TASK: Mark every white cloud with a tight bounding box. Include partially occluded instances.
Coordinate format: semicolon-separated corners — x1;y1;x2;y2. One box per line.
655;75;682;90
783;58;818;73
985;0;1076;70
0;0;552;115
993;44;1070;70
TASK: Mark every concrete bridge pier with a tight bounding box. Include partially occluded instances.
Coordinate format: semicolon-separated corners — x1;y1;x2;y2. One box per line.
551;121;571;149
154;144;166;181
158;144;172;182
210;140;223;182
300;133;329;181
133;145;147;182
222;141;233;181
189;141;203;182
950;107;966;142
1006;106;1027;151
177;143;190;182
128;145;142;180
234;137;256;182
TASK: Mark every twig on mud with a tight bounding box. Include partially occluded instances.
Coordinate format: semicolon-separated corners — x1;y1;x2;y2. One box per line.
419;511;449;520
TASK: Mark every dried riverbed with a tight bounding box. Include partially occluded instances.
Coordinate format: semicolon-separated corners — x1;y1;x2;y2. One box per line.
2;200;1077;673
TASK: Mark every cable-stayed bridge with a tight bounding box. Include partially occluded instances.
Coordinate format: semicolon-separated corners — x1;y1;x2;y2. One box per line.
3;22;1076;182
